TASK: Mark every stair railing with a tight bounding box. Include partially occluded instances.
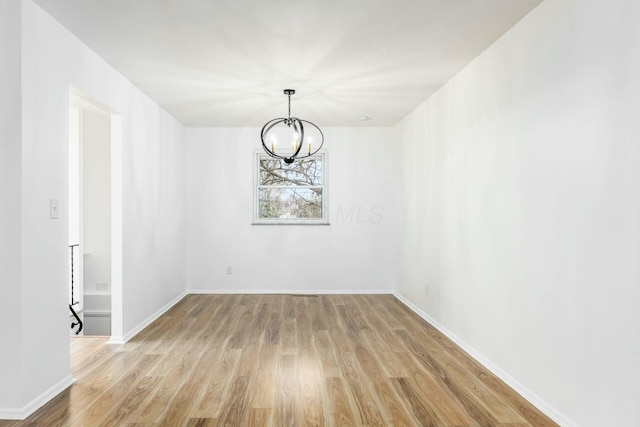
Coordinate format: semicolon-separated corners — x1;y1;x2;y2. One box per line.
69;244;83;334
69;304;83;335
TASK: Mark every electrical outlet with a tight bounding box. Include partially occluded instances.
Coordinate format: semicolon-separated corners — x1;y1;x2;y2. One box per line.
226;265;233;275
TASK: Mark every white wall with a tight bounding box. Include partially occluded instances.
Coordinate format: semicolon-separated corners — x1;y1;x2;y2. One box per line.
186;127;396;293
0;0;23;412
122;109;186;335
82;109;111;295
68;107;80;246
395;0;640;425
10;0;186;413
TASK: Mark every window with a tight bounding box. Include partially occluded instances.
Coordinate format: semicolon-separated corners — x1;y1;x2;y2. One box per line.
254;152;328;224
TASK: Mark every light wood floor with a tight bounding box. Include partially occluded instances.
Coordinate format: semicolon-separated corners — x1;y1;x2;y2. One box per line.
0;294;557;426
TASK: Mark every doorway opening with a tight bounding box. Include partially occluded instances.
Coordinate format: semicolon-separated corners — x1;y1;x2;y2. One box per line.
68;89;119;337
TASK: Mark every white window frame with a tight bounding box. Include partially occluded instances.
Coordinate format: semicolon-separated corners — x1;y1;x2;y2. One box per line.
253;150;329;225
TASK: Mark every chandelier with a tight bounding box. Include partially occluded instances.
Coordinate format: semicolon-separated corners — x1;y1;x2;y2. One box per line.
260;89;324;164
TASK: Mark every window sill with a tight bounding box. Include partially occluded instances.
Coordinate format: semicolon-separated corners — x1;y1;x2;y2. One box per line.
251;222;330;226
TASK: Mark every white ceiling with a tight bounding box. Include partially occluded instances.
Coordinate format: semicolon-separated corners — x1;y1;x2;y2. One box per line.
34;0;542;127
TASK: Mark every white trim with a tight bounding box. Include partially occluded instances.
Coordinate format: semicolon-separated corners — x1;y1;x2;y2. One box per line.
110;113;124;343
187;289;393;295
84;310;111;316
251;222;331;226
0;375;75;420
392;291;579;427
108;291;187;344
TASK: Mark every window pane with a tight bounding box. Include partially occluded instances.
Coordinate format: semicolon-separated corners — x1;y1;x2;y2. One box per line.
259;158;323;186
258;188;323;219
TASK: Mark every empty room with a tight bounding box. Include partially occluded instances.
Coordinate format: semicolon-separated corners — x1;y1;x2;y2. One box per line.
1;0;638;426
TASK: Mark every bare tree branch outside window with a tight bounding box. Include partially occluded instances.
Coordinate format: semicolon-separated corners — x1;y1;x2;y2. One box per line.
257;156;325;221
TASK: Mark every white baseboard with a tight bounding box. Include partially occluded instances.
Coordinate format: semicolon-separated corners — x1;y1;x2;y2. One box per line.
392;291;578;427
0;375;75;420
187;289;393;295
108;291;187;344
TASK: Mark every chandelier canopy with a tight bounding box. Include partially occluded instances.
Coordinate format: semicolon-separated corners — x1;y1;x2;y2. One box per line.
260;89;324;164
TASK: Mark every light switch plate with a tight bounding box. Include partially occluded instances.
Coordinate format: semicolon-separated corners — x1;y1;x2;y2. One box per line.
50;199;59;219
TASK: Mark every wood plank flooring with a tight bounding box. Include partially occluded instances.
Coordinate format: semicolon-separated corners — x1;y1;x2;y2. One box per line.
0;294;557;426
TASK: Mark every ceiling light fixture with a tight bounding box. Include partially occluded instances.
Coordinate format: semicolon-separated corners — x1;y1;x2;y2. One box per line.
261;89;324;164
